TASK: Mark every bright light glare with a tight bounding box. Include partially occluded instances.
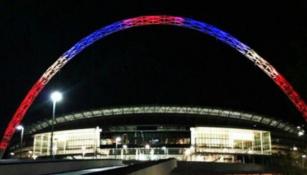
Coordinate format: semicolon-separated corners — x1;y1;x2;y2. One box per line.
145;144;150;149
32;155;38;160
123;145;127;149
184;148;191;155
16;125;24;130
298;131;304;136
116;137;121;142
50;91;63;102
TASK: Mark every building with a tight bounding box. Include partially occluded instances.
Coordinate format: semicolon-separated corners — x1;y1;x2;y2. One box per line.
8;106;306;164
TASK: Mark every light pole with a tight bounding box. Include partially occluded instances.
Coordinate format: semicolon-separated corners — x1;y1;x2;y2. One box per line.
115;137;121;159
162;146;167;158
302;154;306;168
145;144;150;160
50;91;62;159
16;125;24;159
122;145;127;160
81;146;86;158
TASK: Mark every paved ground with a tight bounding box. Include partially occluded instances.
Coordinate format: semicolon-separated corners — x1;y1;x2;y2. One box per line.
54;165;127;175
170;161;279;175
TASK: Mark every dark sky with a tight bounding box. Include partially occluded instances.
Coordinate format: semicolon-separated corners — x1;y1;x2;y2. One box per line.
1;0;307;137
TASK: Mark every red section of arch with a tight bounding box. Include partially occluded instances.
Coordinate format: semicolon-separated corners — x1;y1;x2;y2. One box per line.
275;75;307;121
123;15;184;26
0;80;45;150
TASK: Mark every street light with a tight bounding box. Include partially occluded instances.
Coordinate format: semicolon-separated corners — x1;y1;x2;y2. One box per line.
50;91;62;159
115;137;121;159
16;125;24;159
298;130;304;136
302;154;306;168
81;146;86;158
115;137;121;148
122;144;128;159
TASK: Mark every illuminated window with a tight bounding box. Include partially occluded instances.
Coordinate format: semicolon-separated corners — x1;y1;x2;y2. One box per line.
190;127;271;155
33;128;100;156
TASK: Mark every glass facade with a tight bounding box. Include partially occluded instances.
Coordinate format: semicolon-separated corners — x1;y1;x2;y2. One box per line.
31;126;272;161
101;131;190;147
33;128;100;157
191;127;271;155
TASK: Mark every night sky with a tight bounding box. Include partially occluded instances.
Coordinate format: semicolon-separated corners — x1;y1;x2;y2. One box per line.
1;1;307;137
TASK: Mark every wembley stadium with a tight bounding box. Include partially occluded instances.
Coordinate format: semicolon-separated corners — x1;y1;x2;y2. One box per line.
8;106;305;166
0;12;306;174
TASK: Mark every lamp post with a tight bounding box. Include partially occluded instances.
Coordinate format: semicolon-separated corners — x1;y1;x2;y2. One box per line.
115;137;121;159
302;154;306;168
50;91;62;159
162;146;167;158
298;130;304;137
16;125;24;159
145;144;150;160
81;146;86;158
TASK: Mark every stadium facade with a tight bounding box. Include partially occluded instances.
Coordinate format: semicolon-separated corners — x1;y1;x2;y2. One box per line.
8;106;306;164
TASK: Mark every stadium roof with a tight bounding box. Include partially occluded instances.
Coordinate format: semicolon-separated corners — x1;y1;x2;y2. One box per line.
26;106;298;135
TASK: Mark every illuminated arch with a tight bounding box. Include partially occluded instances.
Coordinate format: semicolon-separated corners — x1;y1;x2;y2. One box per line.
1;15;306;156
